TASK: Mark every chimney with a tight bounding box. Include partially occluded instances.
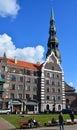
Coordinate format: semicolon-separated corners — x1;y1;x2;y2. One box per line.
14;56;17;64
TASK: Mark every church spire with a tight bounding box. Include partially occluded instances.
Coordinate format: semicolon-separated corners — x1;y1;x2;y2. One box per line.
46;8;61;63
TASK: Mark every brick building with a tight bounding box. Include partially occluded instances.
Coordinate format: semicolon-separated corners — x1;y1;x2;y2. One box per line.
0;9;76;113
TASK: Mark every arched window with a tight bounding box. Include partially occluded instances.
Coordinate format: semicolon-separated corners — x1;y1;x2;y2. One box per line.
46;104;49;110
58;104;61;110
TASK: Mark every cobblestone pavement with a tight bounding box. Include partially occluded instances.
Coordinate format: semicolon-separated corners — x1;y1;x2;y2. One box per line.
0;117;77;130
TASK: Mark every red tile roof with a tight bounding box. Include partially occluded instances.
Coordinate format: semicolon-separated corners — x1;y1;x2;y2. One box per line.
8;59;41;69
0;56;41;69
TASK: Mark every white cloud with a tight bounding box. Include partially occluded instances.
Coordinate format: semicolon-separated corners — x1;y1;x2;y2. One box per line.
0;33;45;63
69;82;74;87
0;0;20;18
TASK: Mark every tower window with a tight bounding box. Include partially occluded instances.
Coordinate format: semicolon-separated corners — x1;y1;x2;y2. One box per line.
45;80;50;85
52;66;54;70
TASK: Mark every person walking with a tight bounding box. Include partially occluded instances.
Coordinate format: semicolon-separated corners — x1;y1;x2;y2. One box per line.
59;112;64;130
70;111;74;124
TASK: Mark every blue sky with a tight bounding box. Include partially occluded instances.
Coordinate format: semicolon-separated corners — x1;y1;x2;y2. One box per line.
0;0;77;91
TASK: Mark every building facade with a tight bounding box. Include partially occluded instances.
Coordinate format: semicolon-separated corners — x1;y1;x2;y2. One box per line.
0;9;76;113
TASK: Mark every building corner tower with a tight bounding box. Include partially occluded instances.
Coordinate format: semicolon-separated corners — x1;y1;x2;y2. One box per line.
40;9;66;112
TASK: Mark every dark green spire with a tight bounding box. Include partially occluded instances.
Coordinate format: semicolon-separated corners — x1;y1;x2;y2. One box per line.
46;8;61;63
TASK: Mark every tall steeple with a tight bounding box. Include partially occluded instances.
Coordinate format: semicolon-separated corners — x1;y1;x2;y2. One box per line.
46;8;61;63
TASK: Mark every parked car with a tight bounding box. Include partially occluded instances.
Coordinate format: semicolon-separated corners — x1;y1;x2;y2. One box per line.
0;108;11;114
62;109;72;114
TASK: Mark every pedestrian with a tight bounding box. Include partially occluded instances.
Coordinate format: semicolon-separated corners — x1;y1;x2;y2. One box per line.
59;112;64;130
70;111;74;124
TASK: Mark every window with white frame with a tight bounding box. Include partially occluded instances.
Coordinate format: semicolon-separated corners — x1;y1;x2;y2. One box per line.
18;93;22;99
26;86;30;91
18;85;23;90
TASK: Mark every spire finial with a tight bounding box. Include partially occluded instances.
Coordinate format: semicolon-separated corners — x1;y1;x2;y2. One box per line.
51;7;54;20
50;0;54;20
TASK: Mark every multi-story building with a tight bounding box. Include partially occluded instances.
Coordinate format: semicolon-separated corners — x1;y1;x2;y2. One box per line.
0;9;76;113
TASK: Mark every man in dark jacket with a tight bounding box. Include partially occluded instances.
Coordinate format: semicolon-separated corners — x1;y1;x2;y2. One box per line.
59;112;64;130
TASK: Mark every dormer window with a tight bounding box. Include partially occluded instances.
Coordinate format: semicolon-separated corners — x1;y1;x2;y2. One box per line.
11;68;16;73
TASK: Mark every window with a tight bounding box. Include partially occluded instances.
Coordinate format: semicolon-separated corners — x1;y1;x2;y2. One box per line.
26;86;30;91
47;88;49;92
34;71;38;76
46;72;50;77
52;96;56;101
26;70;30;75
19;69;24;74
26;94;30;100
11;84;15;90
34;79;37;84
33;95;37;100
10;93;14;98
58;81;61;86
0;74;5;79
45;80;49;85
11;68;16;73
52;66;54;70
33;86;37;91
47;96;49;100
52;88;55;93
18;85;23;90
57;88;61;93
52;81;55;86
18;93;22;99
52;73;54;78
26;77;30;83
56;74;60;79
2;66;5;72
11;75;16;81
58;96;61;100
18;76;23;82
